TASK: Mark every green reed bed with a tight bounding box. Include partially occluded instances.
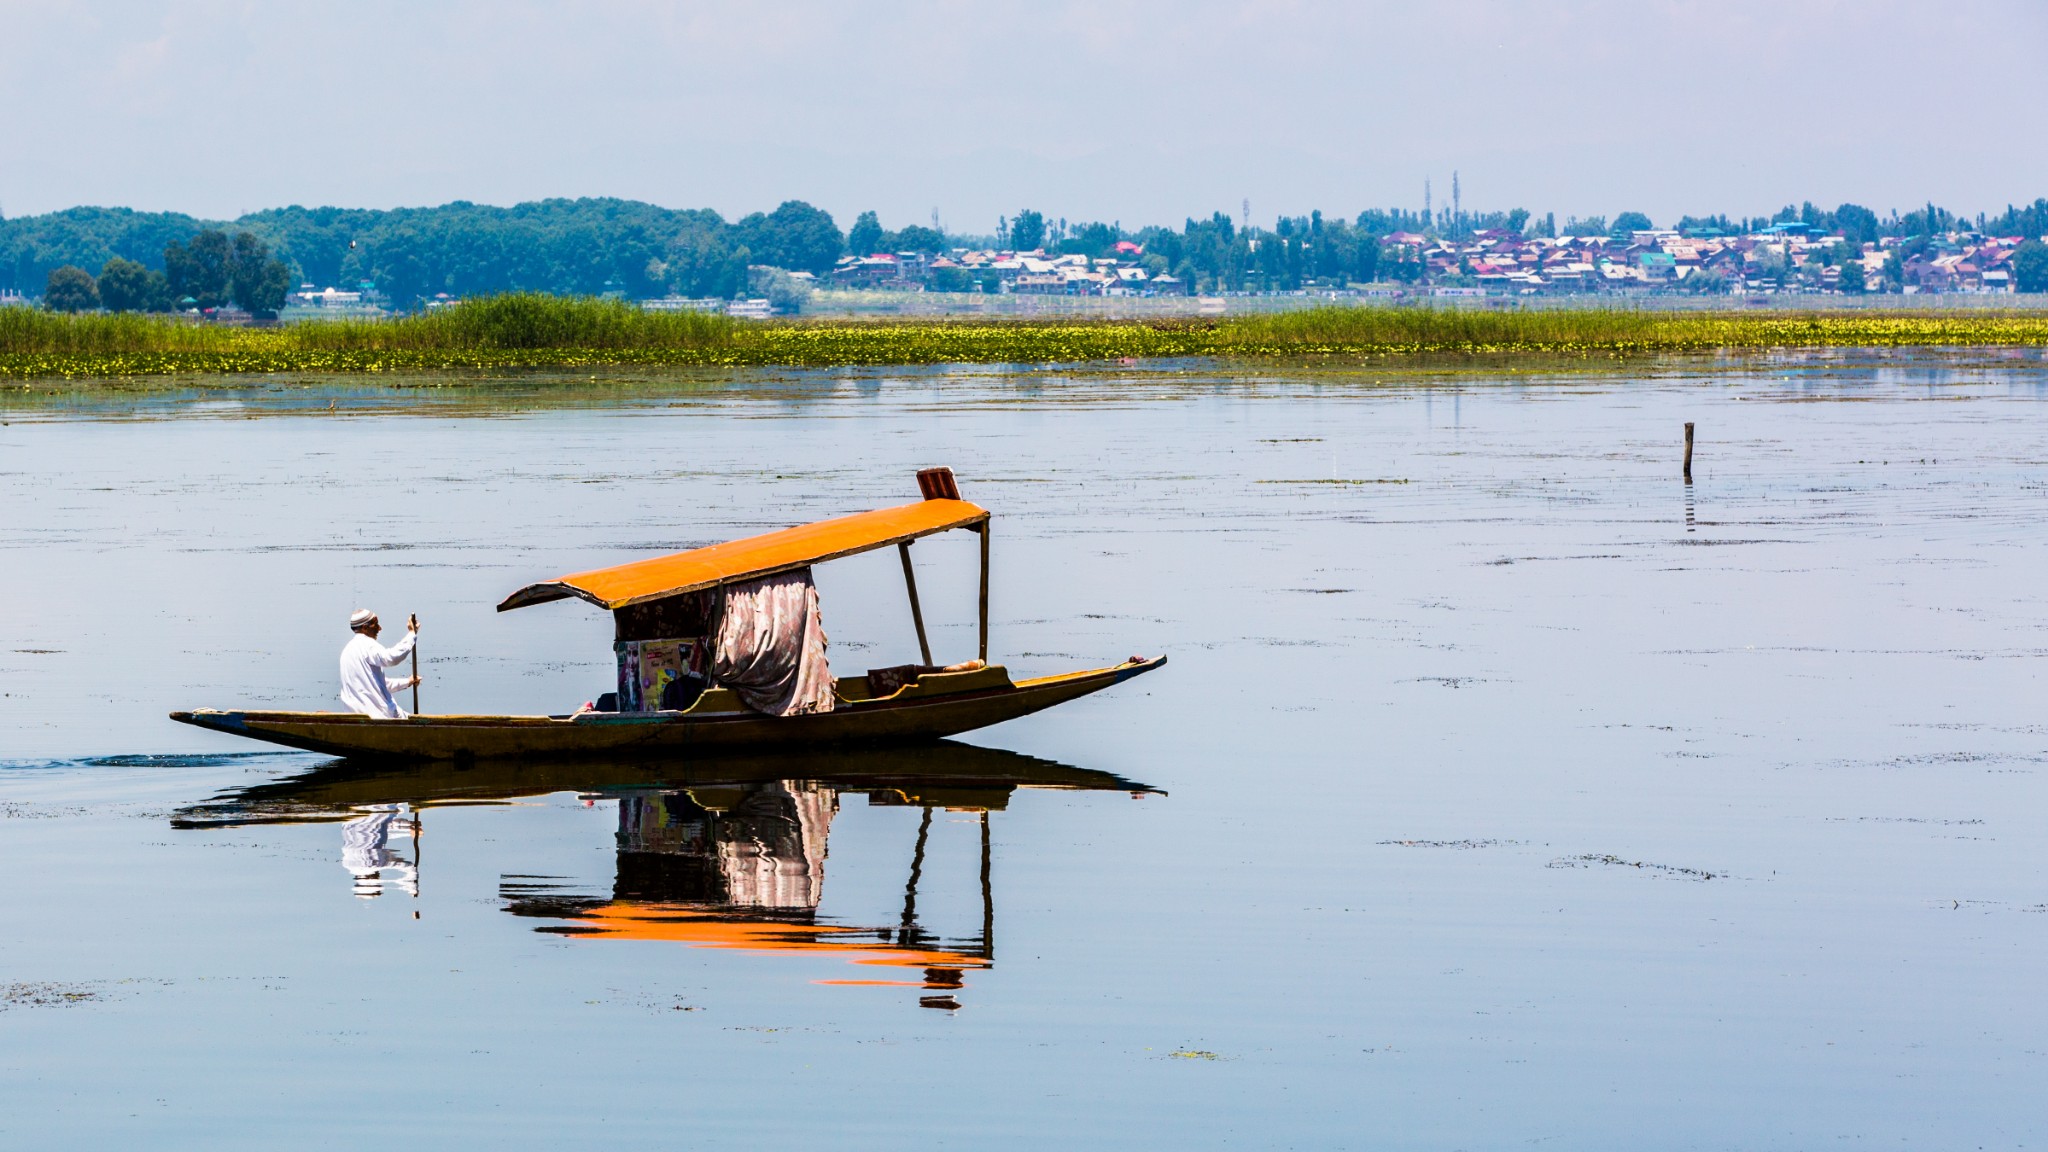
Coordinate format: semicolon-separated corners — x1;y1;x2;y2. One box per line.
6;294;2048;381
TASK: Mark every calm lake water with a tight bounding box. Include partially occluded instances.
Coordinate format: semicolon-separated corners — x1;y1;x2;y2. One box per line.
4;353;2047;1149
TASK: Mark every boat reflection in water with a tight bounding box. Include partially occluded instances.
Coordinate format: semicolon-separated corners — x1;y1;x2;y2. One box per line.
174;742;1157;1009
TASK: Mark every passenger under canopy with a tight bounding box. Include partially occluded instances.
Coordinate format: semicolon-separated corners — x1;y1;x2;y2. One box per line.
496;472;995;720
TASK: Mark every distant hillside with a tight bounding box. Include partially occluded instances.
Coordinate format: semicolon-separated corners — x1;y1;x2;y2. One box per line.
0;198;845;306
0;206;212;295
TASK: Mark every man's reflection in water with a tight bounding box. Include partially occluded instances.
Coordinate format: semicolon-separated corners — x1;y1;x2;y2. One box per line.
341;804;418;899
615;782;834;910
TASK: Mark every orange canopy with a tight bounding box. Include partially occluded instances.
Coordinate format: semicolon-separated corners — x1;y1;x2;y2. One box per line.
498;498;989;612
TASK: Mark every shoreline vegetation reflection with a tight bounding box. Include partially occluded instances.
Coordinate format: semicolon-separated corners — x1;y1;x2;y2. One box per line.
8;294;2048;381
172;743;1158;1010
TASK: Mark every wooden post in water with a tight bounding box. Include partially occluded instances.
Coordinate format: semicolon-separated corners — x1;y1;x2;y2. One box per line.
1683;422;1695;483
977;521;991;664
898;541;934;666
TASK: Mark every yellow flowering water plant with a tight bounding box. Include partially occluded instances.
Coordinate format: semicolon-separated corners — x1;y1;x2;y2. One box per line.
5;294;2048;381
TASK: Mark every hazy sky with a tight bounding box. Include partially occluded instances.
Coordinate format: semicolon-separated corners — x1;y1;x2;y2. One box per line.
5;0;2045;233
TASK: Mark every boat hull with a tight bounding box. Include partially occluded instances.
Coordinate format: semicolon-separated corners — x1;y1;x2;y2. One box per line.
171;658;1163;761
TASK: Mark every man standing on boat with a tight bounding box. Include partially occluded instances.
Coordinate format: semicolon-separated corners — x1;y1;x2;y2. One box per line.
339;609;420;719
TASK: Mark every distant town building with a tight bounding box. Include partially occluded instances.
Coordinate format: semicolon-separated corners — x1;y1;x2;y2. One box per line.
291;286;365;308
641;296;728;313
663;221;2047;309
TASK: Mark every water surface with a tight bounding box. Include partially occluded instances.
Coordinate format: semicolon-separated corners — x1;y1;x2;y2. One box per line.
4;354;2047;1148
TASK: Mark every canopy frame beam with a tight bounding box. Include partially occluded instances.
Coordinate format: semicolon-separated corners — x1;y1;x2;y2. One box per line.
977;522;990;663
898;540;934;667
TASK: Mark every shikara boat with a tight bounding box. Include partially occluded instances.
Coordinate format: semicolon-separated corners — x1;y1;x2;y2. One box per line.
172;468;1164;761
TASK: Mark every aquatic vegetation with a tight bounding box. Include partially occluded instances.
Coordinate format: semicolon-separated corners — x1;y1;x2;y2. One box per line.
5;294;2048;380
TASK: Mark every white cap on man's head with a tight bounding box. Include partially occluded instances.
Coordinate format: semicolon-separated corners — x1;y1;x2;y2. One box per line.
349;609;376;630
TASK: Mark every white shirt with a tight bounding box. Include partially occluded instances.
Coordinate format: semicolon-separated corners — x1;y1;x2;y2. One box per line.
338;630;417;718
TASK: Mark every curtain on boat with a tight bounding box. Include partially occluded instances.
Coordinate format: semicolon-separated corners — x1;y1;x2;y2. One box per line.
712;568;836;717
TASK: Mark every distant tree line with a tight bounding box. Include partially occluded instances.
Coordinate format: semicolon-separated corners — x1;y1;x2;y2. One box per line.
4;199;848;310
39;229;295;316
8;194;2048;309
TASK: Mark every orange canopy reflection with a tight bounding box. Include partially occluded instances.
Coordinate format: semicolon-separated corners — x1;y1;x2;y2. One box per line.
558;900;989;986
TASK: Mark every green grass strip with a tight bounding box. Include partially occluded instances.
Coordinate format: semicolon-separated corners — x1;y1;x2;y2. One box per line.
5;293;2048;380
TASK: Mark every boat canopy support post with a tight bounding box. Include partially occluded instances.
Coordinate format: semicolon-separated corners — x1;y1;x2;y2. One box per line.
900;806;933;945
977;521;990;663
979;810;994;960
898;540;934;667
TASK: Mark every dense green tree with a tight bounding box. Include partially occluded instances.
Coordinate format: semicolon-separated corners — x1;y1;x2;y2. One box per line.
1985;199;2048;239
43;265;98;311
2012;241;2048;293
260;199;705;304
1838;257;1866;294
1010;210;1045;252
1680;266;1732;294
661;212;750;298
166;229;232;309
1830;203;1881;246
1134;225;1183;266
733;201;842;274
1053;221;1119;258
1881;249;1905;292
748;266;813;313
887;224;946;254
1354;208;1430;235
97;257;170;312
226;232;293;316
1355;230;1382;282
1613;211;1654;233
1897;202;1959;237
1677;214;1738;235
237;205;380;287
847;211;884;257
1380;243;1423;283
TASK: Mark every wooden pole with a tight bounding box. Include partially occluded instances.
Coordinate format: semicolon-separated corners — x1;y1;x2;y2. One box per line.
898;541;933;666
1683;422;1695;483
408;613;420;715
977;521;990;664
900;806;932;944
979;810;993;960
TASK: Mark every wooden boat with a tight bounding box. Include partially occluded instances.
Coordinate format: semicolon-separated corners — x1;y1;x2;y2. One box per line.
173;468;1164;761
